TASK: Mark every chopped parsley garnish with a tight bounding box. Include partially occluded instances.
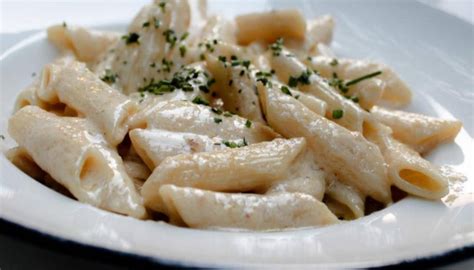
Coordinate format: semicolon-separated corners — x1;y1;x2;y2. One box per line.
100;69;118;84
245;119;252;128
122;32;140;45
207;78;216;87
239;70;245;76
329;73;348;93
142;21;150;28
180;32;189;41
0;135;5;140
179;45;187;57
330;58;339;66
241;60;251;69
199;85;209;93
329;71;382;94
218;56;227;63
288;69;312;87
200;54;206;60
270;37;284;56
162;58;174;73
214;117;223;124
280;85;292;96
192;96;210;106
332;109;344;119
62;22;67;28
223;112;233;117
139;67;206;95
223;138;248;148
159;1;166;12
306;56;312;61
256;70;274;87
345;71;382;86
163;29;177;48
351;96;359;103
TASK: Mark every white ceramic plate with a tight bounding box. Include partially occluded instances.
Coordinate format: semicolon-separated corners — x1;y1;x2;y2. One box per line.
0;0;473;268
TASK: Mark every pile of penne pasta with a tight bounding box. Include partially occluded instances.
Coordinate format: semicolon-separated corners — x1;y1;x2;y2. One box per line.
6;0;462;230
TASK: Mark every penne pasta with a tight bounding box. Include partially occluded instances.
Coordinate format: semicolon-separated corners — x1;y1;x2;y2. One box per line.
141;138;307;212
235;9;306;45
159;185;338;229
371;106;462;154
8;106;146;218
38;61;137;146
258;80;391;203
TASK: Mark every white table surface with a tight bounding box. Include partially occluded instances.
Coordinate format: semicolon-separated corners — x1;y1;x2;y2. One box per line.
0;0;472;269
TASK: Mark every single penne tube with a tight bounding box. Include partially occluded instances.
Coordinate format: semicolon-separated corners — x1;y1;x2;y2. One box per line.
258;81;391;203
363;120;449;199
270;48;366;132
47;24;119;63
8;106;146;218
159;185;338;230
266;150;326;201
129;128;226;169
306;56;412;107
325;180;365;219
129;100;279;144
371;106;462;154
38;61;137;146
235;9;306;45
141;138;307;212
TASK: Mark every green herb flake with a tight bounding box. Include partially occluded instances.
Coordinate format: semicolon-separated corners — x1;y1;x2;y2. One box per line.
270;37;284;56
142;21;150;28
207;78;216;87
288;76;298;87
0;135;5;140
223;112;233;117
62;22;67;28
280;85;292;96
159;1;166;12
330;58;339;66
245;119;252;128
214;117;223;124
345;71;383;86
163;29;177;48
179;45;187;57
332;109;344;119
180;32;189;41
122;32;140;45
192;96;210;106
242;60;251;69
100;69;118;84
199;85;209;93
